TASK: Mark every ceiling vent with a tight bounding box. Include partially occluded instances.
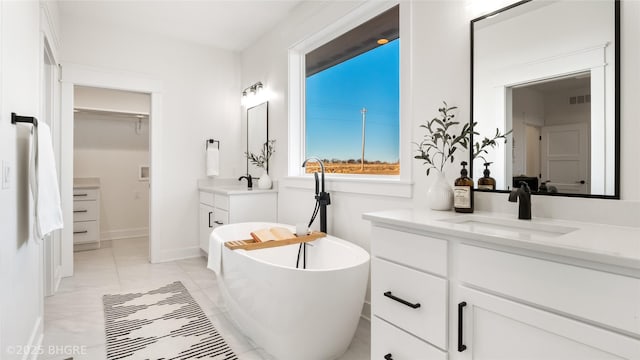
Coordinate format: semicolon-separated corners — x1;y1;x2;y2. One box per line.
569;94;591;105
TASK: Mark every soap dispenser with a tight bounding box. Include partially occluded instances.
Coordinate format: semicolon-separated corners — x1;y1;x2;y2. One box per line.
477;162;496;190
454;161;474;213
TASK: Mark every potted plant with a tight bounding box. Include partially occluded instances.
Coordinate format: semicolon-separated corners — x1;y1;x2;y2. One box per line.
414;102;510;210
245;140;275;189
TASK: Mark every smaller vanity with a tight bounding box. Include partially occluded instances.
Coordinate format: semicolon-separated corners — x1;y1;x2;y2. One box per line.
364;209;640;360
198;182;277;253
73;177;101;251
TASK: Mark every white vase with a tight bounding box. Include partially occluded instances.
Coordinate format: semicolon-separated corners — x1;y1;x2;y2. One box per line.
427;171;453;211
258;170;272;189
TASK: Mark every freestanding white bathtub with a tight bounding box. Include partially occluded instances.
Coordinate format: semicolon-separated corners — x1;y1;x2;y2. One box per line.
207;222;370;360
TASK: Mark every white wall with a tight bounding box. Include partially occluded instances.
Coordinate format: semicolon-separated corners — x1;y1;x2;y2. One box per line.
60;16;242;261
74;112;150;240
0;1;61;358
543;86;591;126
75;85;150;114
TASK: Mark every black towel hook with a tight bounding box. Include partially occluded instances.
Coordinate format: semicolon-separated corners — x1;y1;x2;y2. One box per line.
11;112;38;127
206;139;220;150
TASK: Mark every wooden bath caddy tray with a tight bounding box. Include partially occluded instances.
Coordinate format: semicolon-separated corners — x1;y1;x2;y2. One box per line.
224;231;326;251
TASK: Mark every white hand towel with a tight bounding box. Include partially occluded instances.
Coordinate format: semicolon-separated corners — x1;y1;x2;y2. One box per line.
206;147;220;177
206;230;223;275
29;122;64;240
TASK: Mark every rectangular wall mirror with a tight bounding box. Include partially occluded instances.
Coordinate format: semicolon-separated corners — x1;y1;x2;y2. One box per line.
470;0;619;198
247;101;269;178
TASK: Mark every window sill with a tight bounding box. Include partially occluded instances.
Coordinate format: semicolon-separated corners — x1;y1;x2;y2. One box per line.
281;175;413;198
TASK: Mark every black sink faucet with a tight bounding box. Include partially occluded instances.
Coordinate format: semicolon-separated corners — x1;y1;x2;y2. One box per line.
238;175;253;189
509;181;532;220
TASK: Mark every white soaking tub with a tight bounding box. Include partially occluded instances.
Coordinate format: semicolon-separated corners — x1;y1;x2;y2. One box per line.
207;222;370;360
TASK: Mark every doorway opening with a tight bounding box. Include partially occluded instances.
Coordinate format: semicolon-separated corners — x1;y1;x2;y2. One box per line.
509;72;591;194
72;86;151;262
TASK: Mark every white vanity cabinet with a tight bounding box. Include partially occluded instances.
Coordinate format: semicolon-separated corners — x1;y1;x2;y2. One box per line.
198;189;277;253
73;178;101;249
367;212;640;360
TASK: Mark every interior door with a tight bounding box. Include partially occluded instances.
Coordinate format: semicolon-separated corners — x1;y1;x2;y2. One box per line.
42;38;62;296
540;123;589;193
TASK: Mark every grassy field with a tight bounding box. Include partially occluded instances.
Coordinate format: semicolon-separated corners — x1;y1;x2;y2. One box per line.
304;161;399;175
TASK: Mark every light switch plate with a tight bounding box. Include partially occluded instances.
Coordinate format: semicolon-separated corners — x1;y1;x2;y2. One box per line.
2;161;10;189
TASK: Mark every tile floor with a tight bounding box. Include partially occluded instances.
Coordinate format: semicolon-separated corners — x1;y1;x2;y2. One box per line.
42;237;370;360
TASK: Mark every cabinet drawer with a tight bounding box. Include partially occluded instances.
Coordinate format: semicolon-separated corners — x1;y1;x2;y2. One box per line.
214;209;229;226
459;244;640;335
73;221;99;244
73;200;98;222
214;194;229;211
73;188;98;201
199;191;215;206
372;316;447;360
372;226;447;276
372;258;448;349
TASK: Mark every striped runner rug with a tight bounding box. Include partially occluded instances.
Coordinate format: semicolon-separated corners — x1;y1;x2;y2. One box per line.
103;281;238;360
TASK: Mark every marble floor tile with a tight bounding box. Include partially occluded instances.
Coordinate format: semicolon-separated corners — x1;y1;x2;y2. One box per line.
44;240;370;360
175;256;209;272
42;310;106;351
185;267;219;289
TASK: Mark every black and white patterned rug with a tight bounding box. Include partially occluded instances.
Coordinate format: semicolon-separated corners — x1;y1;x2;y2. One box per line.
103;281;238;360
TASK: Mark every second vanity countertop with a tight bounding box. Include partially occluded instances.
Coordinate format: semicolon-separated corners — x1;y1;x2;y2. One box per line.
363;209;640;270
198;184;278;196
73;177;101;189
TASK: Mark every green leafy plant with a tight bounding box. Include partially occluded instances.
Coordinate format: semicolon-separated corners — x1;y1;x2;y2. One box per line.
414;101;511;176
414;102;473;176
473;128;512;163
245;140;275;171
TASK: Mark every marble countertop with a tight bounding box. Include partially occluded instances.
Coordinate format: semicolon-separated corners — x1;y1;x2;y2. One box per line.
73;177;101;189
363;209;640;270
198;184;277;195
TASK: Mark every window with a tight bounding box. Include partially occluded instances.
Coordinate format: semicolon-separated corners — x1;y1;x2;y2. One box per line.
303;5;400;176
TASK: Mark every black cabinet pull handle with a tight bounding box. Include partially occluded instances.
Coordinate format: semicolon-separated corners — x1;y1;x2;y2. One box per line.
458;301;467;352
73;230;88;234
214;221;223;225
208;211;213;228
73;210;88;213
73;193;88;197
383;291;421;309
384;354;393;360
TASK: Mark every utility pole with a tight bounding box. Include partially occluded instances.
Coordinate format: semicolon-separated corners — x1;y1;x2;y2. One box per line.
361;107;367;172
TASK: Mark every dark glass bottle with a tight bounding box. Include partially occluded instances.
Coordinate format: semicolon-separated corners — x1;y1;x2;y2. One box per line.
454;161;474;213
477;162;496;190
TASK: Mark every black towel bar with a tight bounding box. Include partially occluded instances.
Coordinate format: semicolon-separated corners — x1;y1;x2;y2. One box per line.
11;112;38;127
206;139;220;150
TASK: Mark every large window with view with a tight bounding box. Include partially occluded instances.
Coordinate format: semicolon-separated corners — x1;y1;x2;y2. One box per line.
304;5;399;176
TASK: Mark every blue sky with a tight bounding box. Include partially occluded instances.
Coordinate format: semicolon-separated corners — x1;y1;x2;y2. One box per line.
305;39;400;163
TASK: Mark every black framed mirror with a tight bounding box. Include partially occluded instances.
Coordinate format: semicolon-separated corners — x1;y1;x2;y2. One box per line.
246;101;269;178
470;0;620;199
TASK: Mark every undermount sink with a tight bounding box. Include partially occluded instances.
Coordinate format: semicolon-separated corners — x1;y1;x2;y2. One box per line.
439;215;578;238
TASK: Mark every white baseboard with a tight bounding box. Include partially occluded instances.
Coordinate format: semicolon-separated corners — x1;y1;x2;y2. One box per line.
101;227;148;241
24;316;43;360
153;246;201;263
361;300;371;321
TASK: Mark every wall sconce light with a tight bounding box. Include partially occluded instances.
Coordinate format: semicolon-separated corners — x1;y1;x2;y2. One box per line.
241;81;265;106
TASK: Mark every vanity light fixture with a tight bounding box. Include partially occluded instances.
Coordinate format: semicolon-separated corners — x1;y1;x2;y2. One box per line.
242;81;263;98
241;81;265;106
